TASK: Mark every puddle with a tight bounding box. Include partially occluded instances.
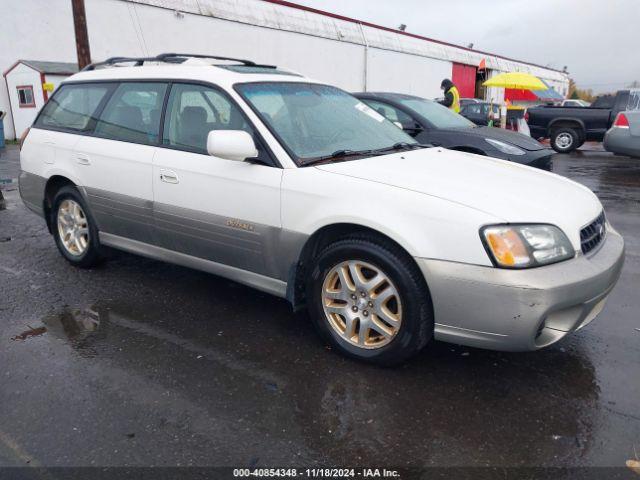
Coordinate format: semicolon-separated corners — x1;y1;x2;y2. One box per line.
11;307;102;347
8;307;103;357
11;326;47;341
43;307;101;341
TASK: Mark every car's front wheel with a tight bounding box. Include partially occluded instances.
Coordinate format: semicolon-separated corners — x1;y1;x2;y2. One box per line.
306;236;433;365
51;185;103;268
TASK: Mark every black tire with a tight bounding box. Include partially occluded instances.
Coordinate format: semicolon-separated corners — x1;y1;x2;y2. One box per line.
550;127;580;153
306;235;434;366
51;185;103;268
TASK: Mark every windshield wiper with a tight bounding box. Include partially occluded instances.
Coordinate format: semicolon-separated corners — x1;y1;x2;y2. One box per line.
370;142;431;154
300;143;431;167
300;149;374;166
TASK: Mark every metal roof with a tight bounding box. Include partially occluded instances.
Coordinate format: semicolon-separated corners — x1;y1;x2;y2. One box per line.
125;0;568;82
262;0;566;74
18;60;79;75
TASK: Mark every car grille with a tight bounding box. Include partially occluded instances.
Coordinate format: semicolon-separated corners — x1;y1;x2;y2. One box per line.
580;212;606;255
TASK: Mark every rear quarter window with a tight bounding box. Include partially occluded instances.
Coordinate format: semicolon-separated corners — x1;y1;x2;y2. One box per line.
627;90;640;111
35;84;111;132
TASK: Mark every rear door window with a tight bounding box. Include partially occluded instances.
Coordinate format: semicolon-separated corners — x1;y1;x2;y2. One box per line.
464;104;482;115
35;83;111;132
94;82;168;145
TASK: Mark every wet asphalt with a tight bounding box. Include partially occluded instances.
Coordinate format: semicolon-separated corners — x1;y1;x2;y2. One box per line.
0;144;638;472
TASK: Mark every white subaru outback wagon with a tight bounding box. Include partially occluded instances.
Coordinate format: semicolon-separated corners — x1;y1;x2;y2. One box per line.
19;54;625;365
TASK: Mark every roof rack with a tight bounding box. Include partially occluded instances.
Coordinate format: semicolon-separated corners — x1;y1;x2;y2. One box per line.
81;53;276;71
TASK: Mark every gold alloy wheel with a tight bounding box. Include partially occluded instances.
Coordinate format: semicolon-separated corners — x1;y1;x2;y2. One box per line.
57;199;89;256
321;260;403;349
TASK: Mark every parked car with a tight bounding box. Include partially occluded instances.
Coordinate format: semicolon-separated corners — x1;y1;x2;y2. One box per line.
527;90;635;153
19;54;624;365
604;111;640;158
561;99;590;107
354;92;552;170
459;101;500;126
460;98;482;106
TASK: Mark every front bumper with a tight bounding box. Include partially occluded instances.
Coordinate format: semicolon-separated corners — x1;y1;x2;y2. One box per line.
417;229;625;351
489;147;553;171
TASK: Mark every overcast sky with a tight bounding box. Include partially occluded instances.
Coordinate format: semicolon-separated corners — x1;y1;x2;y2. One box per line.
293;0;640;93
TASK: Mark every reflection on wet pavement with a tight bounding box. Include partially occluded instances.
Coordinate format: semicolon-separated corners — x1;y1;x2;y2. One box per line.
11;297;601;467
11;326;47;341
554;153;640;206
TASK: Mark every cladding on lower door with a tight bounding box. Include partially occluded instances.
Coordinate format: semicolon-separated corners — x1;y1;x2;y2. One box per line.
154;202;274;277
84;187;155;244
153;202;308;281
84;188;307;282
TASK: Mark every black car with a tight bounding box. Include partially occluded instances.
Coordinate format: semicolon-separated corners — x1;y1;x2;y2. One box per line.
460;101;500;126
354;92;552;170
527;90;633;153
460;98;482;107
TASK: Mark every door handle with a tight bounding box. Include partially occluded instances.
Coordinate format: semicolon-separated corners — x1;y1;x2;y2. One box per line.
76;153;91;166
159;170;179;184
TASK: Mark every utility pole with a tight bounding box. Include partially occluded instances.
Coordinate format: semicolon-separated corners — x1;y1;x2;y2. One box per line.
71;0;92;69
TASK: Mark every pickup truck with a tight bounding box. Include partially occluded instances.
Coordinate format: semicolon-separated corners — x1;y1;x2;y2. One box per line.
527;90;634;153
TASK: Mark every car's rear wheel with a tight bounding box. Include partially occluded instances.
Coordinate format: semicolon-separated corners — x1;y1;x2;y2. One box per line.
306;236;433;365
51;186;103;268
551;127;580;153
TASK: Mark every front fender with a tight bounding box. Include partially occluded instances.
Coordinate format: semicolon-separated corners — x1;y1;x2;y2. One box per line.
281;167;499;266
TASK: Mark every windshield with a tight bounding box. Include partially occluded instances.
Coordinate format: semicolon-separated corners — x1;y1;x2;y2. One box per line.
236;83;417;163
397;97;475;129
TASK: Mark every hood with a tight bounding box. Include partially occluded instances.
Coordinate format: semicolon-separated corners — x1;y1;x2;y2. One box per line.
451;126;547;151
316;148;602;249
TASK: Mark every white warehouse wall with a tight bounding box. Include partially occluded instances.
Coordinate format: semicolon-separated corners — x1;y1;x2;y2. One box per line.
85;0;367;90
0;0;569;139
366;49;452;99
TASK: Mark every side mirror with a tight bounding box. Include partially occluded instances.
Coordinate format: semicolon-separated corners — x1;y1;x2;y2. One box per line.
207;130;258;162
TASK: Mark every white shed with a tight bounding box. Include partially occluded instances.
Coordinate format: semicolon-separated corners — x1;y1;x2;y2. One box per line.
3;60;78;137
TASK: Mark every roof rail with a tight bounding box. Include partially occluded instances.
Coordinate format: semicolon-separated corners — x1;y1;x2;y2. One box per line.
82;56;158;71
155;53;261;66
82;53;276;71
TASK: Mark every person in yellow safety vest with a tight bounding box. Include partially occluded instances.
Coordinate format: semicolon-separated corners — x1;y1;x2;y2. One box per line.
439;79;461;113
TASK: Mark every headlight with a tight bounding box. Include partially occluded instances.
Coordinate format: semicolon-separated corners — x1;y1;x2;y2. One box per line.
481;224;574;268
485;138;526;156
